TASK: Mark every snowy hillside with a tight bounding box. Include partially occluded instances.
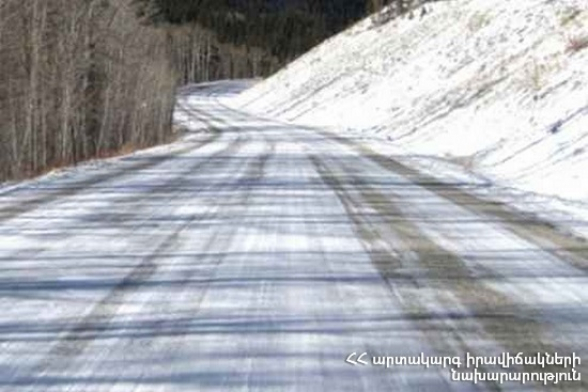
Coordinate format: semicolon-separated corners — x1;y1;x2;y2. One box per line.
233;0;588;204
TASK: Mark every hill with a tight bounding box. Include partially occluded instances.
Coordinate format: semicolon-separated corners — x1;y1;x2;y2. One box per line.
233;0;588;232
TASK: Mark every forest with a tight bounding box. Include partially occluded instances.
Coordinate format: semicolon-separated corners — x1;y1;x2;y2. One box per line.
0;0;177;181
0;0;419;182
136;0;381;84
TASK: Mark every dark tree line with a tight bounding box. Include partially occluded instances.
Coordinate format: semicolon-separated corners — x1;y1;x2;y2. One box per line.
133;0;377;83
132;0;432;83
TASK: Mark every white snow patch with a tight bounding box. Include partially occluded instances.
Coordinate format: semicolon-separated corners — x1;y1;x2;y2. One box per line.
231;0;588;238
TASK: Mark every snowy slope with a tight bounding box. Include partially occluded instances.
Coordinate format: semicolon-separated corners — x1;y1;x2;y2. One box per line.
234;0;588;204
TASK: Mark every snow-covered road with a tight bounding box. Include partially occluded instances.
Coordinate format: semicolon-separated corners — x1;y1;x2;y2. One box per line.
0;83;586;391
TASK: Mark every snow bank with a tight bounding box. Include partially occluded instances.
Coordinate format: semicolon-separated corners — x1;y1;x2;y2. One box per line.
234;0;588;203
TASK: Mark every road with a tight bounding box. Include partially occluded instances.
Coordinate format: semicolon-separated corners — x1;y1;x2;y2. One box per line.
0;82;586;391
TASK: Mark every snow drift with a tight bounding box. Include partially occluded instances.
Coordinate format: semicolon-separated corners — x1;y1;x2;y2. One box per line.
233;0;588;203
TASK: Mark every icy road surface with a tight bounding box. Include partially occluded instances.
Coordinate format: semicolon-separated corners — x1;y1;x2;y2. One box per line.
0;82;587;391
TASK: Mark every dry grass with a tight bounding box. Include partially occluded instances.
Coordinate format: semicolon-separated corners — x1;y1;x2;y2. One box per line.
523;57;562;92
559;7;582;27
526;61;546;91
566;35;588;54
467;11;491;33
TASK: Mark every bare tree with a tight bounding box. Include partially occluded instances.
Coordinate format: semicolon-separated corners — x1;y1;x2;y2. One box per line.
0;0;178;181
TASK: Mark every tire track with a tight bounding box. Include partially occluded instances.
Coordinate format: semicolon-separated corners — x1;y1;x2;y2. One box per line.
320;130;588;272
10;106;276;389
4;135;248;389
0;123;244;290
0;100;222;224
311;154;585;391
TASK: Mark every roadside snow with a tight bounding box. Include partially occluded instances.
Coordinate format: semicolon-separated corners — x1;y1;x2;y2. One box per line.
0;102;212;198
231;0;588;238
